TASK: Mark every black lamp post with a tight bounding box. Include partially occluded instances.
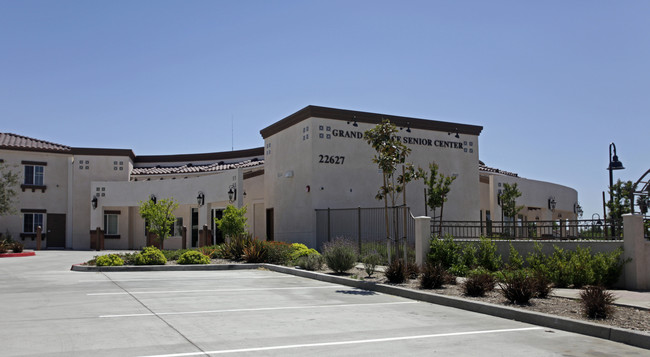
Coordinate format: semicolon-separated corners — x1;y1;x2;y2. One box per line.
607;142;624;237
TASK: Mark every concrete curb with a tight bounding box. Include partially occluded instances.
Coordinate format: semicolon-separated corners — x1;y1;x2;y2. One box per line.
71;263;650;350
70;263;262;272
0;251;36;258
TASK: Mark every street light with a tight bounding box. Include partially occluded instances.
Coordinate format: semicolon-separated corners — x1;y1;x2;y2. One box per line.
607;143;624;237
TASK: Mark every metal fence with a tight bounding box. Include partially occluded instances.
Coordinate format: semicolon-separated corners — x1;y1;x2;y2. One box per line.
434;219;624;240
315;206;415;260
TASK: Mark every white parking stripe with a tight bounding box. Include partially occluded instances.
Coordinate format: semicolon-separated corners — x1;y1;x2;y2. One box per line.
136;327;545;357
100;301;417;318
79;276;294;283
88;285;356;296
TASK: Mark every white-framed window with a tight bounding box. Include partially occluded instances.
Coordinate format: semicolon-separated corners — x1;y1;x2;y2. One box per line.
23;213;43;233
24;165;44;186
104;214;119;235
169;217;183;236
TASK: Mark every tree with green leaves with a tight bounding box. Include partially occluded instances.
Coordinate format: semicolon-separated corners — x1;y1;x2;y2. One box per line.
606;179;634;237
0;163;20;217
424;162;456;235
364;119;423;263
138;197;178;249
215;205;248;240
500;183;524;237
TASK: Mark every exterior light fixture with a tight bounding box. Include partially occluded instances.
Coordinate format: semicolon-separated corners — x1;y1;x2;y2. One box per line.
548;197;556;211
448;128;460;138
607;142;624;236
497;189;502;206
228;184;237;203
150;194;157;204
91;196;98;210
406;122;411;133
197;191;205;206
347;116;358;127
592;213;603;225
574;203;583;217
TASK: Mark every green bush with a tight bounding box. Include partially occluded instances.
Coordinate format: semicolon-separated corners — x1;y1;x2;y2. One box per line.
457;243;478;272
243;239;267;263
296;254;324;271
323;237;357;273
290;243;319;261
177;250;211;265
384;259;407;284
162;249;192;261
498;269;535;305
462;268;495;297
428;234;459;269
264;241;294;265
532;270;553;298
361;250;382;277
197;245;225;259
568;246;595;288
96;254;125;267
591;248;628;287
506;243;524;270
222;234;253;260
11;241;24;253
135;246;167;265
476;237;502;271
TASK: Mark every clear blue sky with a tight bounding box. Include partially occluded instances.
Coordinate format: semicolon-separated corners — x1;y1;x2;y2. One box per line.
1;0;648;219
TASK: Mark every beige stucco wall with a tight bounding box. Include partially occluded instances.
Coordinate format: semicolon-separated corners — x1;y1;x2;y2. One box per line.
265;117;481;248
243;173;265;239
0;150;70;249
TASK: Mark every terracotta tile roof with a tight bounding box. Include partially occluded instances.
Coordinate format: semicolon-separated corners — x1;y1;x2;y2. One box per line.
479;163;518;177
131;159;264;176
0;132;71;153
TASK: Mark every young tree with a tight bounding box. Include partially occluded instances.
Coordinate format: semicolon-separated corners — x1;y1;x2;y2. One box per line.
139;197;179;249
606;179;634;237
0;163;20;216
364;119;422;262
423;162;456;236
215;205;248;240
500;183;524;237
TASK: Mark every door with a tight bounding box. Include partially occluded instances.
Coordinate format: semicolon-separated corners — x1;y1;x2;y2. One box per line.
211;209;224;244
266;208;274;241
47;214;66;248
191;208;198;247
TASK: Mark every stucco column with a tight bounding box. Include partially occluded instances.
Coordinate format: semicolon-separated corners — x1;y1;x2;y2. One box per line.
623;214;648;290
414;216;431;267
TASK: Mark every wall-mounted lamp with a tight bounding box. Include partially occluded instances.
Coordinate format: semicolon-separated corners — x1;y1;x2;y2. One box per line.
347;115;358;127
228;184;237;203
197;191;205;206
91;196;98;210
448;128;460;138
306;185;310;193
150;194;157;204
573;203;583;217
548;197;556;212
497;189;502;206
400;122;412;133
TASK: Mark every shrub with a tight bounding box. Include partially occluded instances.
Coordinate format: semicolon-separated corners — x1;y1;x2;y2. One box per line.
428;234;459;269
569;246;595;288
532;270;553;298
580;285;616;319
476;237;502;271
498;270;535;305
449;262;470;277
591;248;628;287
177;250;211;264
362;250;382;277
384;259;407;284
222;234;253;260
264;241;294;265
296;254;324;271
243;239;267;263
457;243;478;272
162;249;191;261
462;268;495;297
119;252;139;265
197;245;224;259
406;261;420;279
135;246;167;265
0;240;8;254
290;243;319;261
420;262;448;289
506;244;523;270
11;241;24;253
547;246;572;288
322;238;357;273
526;242;550;277
96;254;125;267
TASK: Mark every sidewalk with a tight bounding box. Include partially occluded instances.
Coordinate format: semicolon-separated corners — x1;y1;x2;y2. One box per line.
553;288;650;310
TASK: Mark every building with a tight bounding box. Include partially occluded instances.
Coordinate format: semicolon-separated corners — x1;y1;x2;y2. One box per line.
0;105;579;250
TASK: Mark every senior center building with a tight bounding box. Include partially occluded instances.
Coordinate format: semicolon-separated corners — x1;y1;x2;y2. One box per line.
0;105;579;250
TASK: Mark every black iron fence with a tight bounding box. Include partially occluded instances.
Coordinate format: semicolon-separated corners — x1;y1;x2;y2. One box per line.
434;219;624;240
315;206;415;260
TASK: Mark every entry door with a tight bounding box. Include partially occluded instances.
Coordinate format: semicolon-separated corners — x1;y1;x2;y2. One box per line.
211;209;224;244
266;208;274;241
47;214;66;248
191;208;198;247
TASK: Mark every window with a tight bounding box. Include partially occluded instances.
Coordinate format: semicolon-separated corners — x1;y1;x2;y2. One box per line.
169;217;183;236
24;165;44;186
104;214;119;235
23;213;43;233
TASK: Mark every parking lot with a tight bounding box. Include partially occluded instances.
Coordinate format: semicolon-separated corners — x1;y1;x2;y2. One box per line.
1;251;648;356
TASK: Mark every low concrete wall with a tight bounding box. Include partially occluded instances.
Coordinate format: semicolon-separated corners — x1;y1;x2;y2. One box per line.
624;214;650;290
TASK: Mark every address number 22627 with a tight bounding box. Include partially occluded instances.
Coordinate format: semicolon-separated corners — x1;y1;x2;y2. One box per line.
318;155;345;165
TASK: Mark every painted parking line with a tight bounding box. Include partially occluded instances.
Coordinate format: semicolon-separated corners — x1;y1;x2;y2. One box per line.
136;327;545;357
87;285;359;296
79;276;295;283
100;301;417;318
